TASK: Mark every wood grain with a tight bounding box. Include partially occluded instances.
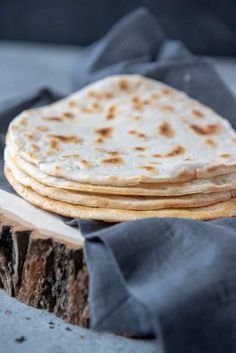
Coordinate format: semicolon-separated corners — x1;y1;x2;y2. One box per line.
0;214;89;327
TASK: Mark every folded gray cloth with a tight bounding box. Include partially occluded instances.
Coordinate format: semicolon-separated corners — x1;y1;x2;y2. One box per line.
70;8;236;352
1;8;236;353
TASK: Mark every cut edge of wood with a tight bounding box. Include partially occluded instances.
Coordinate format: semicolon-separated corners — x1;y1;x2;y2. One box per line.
0;212;89;327
0;189;84;248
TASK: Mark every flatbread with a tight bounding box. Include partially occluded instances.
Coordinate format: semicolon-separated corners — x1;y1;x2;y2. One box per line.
6;152;236;210
6;146;236;197
8;75;236;186
5;167;236;222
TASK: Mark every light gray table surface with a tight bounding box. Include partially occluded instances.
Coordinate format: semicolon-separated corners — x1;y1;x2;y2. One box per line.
0;290;158;353
0;40;235;353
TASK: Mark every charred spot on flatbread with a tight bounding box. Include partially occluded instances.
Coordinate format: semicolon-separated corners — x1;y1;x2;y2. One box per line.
189;124;220;136
106;105;116;120
95;127;113;139
35;125;49;132
48;134;83;144
132;146;146;152
138;165;157;173
158;122;175;138
192;109;204;118
166;146;185;157
118;79;129;91
204;138;217;147
43;116;63;122
100;157;124;165
219;153;231;159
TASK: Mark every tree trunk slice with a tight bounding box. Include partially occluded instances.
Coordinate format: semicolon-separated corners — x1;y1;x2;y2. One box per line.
0;190;89;327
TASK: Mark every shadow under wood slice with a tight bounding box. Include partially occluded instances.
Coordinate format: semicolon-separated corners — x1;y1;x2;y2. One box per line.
0;214;89;327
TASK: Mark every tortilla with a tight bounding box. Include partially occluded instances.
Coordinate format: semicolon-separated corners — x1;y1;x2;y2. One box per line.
5;167;236;222
6;152;236;210
8;75;236;186
6;146;236;197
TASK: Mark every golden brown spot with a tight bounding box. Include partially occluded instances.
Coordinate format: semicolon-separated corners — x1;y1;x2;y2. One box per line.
177;169;197;180
133;146;146;152
152;153;162;158
192;109;204;118
95;127;113;139
205;138;217;147
161;88;173;96
61;154;80;159
231;137;236;143
43;116;63;122
107;151;120;156
35;125;49;132
100;157;123;165
158;122;175;138
128;130;147;139
137;133;147;139
166;146;185;157
189;124;220;136
63;112;74;119
49;138;59;150
87;90;100;99
48;134;83;144
152;146;185;158
219;153;231;159
87;90;114;100
133;116;141;121
128;130;136;135
132;96;143;111
104;92;114;99
207;165;219;173
160;105;175;112
139;166;157;173
106;113;114;120
19;117;28;126
81;104;102;113
95;148;119;157
106;105;116;120
95;137;104;144
68;100;77;108
119;79;129;91
80;160;91;169
24;132;36;141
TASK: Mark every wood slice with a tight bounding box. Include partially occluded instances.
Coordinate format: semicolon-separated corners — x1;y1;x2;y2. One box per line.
0;190;89;327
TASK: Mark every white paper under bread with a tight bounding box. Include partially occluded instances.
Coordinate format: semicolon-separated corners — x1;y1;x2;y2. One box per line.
0;189;83;247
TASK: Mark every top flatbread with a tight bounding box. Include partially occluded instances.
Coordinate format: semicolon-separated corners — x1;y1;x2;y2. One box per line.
8;75;236;186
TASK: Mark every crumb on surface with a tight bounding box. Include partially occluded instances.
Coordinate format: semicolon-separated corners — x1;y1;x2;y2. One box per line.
15;336;26;344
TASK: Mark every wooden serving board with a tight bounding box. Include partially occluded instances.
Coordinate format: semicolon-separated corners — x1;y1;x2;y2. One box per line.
0;190;89;326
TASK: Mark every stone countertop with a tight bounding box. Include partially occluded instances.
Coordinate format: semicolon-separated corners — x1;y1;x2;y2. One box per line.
0;290;158;353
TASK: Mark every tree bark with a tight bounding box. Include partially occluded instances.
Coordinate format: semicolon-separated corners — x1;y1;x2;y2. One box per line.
0;214;89;327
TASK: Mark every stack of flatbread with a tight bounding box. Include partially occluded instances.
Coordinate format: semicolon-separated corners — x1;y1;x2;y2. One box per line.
4;75;236;222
